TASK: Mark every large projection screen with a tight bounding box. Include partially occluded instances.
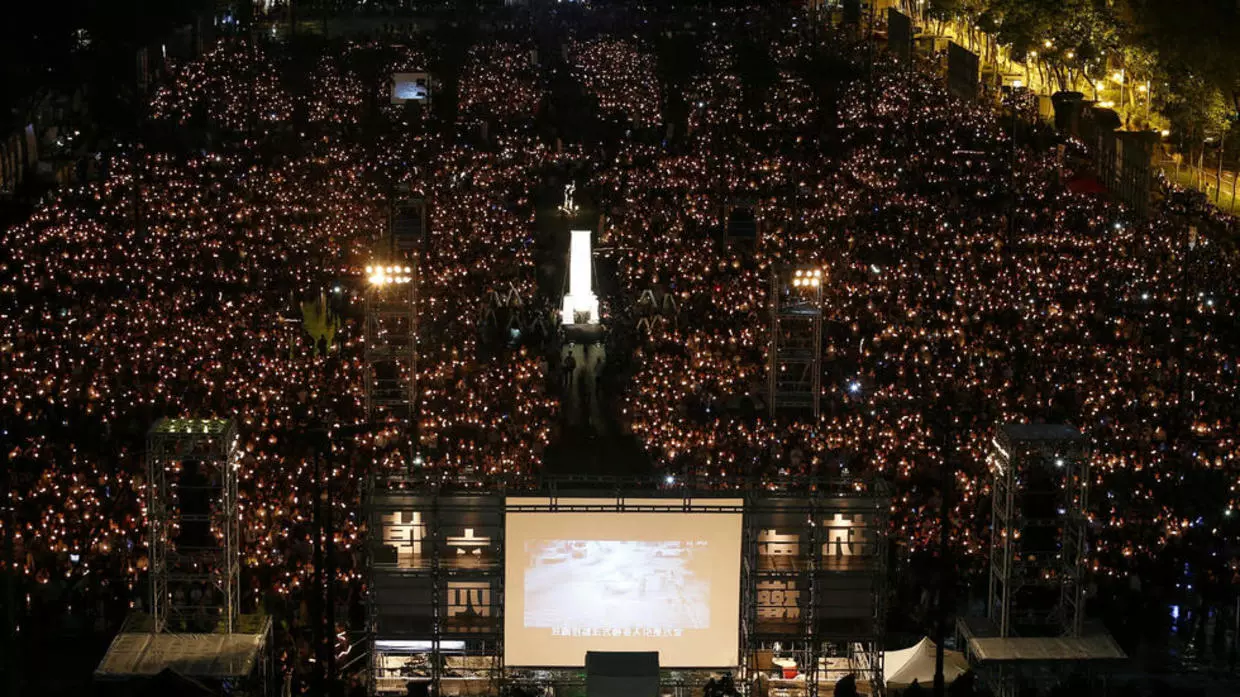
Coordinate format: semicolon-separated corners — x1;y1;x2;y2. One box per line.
391;72;430;105
505;498;743;668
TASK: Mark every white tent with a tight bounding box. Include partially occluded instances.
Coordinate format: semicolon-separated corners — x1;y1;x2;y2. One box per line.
883;637;969;690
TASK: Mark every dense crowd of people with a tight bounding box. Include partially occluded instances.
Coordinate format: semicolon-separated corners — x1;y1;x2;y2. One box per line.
568;37;662;129
2;6;1239;695
586;27;1240;590
458;41;544;125
1;35;559;691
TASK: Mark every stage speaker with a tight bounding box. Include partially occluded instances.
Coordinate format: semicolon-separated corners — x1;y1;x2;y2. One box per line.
585;651;659;697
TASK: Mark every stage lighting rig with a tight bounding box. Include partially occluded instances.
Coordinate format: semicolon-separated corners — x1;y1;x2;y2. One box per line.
768;266;825;417
363;260;418;421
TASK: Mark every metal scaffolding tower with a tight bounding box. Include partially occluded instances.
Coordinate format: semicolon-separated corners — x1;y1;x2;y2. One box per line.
768;266;824;417
146;417;240;634
364;476;889;697
365;477;504;697
988;424;1090;638
364;263;418;421
741;479;890;697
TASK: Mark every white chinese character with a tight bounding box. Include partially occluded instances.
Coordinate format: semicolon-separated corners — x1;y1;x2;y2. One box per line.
446;582;491;618
381;511;423;568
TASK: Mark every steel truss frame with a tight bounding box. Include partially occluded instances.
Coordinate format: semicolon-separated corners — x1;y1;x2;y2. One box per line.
365;475;888;697
740;483;890;697
365;479;505;697
768;265;824;417
364;266;418;421
988;425;1090;638
723;198;761;246
146;417;240;634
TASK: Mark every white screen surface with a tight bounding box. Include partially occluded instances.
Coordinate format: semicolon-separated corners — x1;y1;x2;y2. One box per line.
504;499;742;667
391;72;430;104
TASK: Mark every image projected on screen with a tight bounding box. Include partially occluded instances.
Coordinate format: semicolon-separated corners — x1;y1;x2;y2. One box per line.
394;82;427;101
504;499;742;667
391;73;430;104
524;540;710;634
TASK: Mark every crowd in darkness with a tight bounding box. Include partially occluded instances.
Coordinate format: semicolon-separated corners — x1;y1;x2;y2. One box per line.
1;3;1239;695
573;15;1240;654
1;32;559;692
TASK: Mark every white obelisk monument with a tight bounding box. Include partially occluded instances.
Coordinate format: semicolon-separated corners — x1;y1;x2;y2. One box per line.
561;229;599;325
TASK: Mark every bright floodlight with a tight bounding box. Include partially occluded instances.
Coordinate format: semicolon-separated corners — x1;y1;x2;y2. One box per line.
561;229;599;325
367;262;413;286
792;268;822;289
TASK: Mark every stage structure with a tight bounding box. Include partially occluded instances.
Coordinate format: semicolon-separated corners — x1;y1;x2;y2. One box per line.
364;482;506;697
390;188;427;254
723;198;760;245
988;424;1089;638
955;423;1122;697
146;418;240;634
364;475;889;697
742;479;889;697
95;613;274;694
364;263;418;420
561;228;600;325
768;266;824;417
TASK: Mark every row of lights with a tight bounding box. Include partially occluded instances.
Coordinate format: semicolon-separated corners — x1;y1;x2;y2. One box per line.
792;269;823;288
366;264;414;285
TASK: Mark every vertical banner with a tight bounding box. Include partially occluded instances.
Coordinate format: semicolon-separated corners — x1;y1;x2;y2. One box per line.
136;47;150;93
755;530;804;624
947;42;980;100
843;0;861;26
887;9;913;65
